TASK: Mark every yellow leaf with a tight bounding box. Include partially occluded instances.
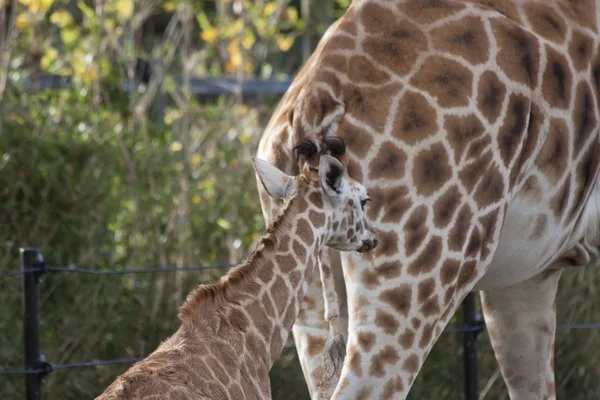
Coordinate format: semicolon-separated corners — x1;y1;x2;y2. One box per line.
241;30;255;50
162;1;176;12
191;153;202;167
15;14;29;29
81;66;98;84
116;0;133;19
40;0;54;11
217;219;231;230
50;10;73;27
276;36;294;52
263;1;277;16
40;47;58;70
192;194;201;204
285;7;298;24
60;28;79;46
170;141;182;152
200;26;219;44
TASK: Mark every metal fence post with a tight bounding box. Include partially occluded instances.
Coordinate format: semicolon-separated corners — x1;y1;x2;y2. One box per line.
21;248;51;400
463;292;484;400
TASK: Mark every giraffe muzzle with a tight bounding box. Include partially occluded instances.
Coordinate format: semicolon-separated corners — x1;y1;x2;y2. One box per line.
356;237;378;253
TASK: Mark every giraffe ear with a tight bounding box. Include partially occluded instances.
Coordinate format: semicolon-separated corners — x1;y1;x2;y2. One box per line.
252;157;295;200
319;155;344;198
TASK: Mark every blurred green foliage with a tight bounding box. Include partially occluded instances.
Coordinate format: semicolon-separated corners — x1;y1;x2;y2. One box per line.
0;0;599;399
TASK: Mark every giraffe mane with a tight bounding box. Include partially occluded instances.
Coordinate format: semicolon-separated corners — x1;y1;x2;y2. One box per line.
178;176;311;322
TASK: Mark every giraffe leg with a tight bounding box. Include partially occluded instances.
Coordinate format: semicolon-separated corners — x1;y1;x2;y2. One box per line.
480;269;562;400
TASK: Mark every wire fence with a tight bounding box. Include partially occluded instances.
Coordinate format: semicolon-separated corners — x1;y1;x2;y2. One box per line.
2;247;600;400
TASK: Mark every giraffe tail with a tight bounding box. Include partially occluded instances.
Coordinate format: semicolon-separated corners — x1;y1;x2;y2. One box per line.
321;316;346;382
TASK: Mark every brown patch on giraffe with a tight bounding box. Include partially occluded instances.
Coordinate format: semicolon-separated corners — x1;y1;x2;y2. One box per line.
535;118;569;182
292;240;307;264
357;331;377;352
380;284;412;317
295;218;314;246
369;346;400;378
229;383;245;400
408;236;443;275
308;210;325;229
569;30;594;71
417;278;435;304
381;376;405;400
466;227;482;258
478;208;499;258
306;333;326;358
402;354;420;373
434;185;462;228
289;270;301;289
367;185;412;223
557;1;596;31
419;323;434;348
271;276;290;317
275;254;296;274
308;192;323;209
440;259;460;286
376;261;402;279
573;81;597;154
445;114;486;165
457;260;478;290
444;284;456;304
356;387;374;400
491;18;540;86
542;46;573;109
374;230;399;258
348;54;392;85
497;94;529;170
550;178;571;220
369;141;407;180
375;309;400;334
398;329;415;349
529;215;548;240
338;121;374;159
524;3;567;44
257;260;274;284
448;204;473;251
360;3;427;76
346;157;363;182
326;33;356;52
344;83;404;131
404;205;429;257
430;16;489;65
392;91;438;145
411;318;421;329
474;164;505;207
348;344;363;378
421;295;440;317
397;0;465;24
410;56;473;108
361;269;380;289
247;301;273;339
412;143;452;196
459;150;493;193
477;71;506;124
569;138;600;222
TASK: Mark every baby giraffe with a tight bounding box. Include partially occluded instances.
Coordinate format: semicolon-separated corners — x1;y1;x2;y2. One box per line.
96;144;378;400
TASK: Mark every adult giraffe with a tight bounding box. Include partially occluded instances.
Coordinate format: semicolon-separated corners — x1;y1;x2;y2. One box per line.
256;0;600;399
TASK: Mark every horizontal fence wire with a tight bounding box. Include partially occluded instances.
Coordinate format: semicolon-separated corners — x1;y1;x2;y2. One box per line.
1;261;599;377
0;264;235;278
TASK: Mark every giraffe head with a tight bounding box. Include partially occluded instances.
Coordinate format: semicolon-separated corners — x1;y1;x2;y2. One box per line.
252;147;378;253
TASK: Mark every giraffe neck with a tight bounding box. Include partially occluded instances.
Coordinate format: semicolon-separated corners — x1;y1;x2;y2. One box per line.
180;180;327;369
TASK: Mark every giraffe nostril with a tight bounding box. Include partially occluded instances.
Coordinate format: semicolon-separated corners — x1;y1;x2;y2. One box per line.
371;238;378;249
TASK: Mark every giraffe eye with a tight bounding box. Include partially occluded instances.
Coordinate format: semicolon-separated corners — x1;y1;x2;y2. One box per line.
360;198;371;211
